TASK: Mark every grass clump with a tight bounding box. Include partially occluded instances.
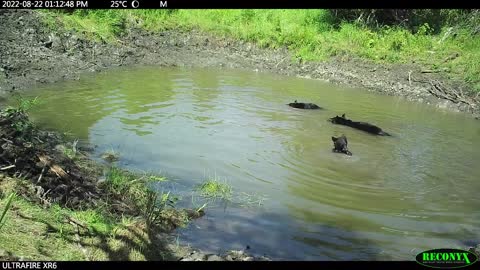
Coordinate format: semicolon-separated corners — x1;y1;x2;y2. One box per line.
4;95;40;115
0;96;40;136
103;166;181;228
192;173;267;210
0;192;16;232
236;192;268;208
196;176;233;200
103;166;155;208
62;139;79;160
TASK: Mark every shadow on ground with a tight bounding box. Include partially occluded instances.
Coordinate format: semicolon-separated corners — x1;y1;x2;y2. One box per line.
12;210;180;261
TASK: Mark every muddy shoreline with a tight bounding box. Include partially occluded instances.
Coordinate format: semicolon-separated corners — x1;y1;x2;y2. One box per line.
1;10;479;117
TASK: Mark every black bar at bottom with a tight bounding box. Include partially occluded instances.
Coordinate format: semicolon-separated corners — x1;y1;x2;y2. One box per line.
1;261;479;270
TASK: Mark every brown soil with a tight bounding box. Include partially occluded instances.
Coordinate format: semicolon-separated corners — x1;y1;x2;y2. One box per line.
0;110;101;208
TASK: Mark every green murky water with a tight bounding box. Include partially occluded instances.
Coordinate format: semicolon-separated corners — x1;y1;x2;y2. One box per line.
16;67;480;260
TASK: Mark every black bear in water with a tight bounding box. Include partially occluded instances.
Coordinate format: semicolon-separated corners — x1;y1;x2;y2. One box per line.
328;114;391;136
288;100;321;110
332;135;352;156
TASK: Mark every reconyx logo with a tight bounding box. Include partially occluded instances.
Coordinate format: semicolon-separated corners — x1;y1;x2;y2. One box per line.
416;248;478;268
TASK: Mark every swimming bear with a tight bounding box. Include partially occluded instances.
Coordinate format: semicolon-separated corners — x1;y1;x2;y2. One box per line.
288;100;321;110
332;135;352;156
329;114;391;136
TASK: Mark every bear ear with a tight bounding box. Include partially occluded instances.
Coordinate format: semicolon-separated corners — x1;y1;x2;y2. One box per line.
331;136;337;142
341;114;345;118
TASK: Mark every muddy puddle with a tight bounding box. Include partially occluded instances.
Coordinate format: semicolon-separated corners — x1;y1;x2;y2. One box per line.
10;66;480;260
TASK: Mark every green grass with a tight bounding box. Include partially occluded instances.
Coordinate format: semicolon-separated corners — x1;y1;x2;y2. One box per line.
0;178;117;260
236;192;268;208
103;166;163;207
1;95;40;119
192;173;267;208
0;192;16;231
196;176;233;200
0;195;85;260
61;139;79;160
192;177;267;211
104;166;166;192
0;191;159;260
0;95;40;136
0;175;183;260
40;10;480;92
102;166;180;226
104;166;138;191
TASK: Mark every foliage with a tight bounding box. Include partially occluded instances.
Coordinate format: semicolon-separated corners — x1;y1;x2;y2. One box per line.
0;193;16;231
0;96;40;134
103;167;178;227
196;177;233;200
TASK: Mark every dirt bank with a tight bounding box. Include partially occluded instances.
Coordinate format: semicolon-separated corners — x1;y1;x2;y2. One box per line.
0;10;479;117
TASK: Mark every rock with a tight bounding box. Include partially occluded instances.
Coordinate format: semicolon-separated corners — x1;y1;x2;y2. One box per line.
179;257;195;261
176;247;271;262
54;144;66;153
180;251;206;261
468;245;480;256
96;176;106;184
25;28;35;35
230;250;244;257
184;208;205;220
78;145;94;152
101;152;119;162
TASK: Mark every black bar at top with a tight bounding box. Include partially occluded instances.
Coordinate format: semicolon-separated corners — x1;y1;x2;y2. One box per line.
0;0;477;9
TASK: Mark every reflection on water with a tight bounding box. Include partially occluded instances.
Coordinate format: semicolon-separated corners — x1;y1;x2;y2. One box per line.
16;67;480;260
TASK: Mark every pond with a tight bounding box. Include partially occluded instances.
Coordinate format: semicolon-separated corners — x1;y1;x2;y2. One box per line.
17;67;480;260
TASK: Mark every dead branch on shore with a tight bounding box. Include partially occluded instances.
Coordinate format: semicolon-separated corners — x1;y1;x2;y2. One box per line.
0;165;15;170
36;165;46;184
427;80;478;111
421;67;450;73
37;155;70;180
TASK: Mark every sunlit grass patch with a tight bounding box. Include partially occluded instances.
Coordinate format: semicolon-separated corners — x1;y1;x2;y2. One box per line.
196;176;233;200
